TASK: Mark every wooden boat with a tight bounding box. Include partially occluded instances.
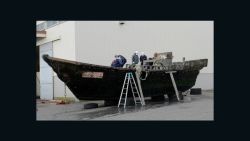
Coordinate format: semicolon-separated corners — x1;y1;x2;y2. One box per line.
42;52;207;104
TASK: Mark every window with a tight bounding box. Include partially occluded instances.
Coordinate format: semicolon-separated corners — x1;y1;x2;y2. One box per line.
36;22;46;31
36;21;65;31
46;21;59;28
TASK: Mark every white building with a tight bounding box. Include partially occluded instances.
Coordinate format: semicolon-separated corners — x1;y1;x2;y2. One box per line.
36;21;214;100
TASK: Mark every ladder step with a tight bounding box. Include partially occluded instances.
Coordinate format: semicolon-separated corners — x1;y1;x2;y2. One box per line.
119;72;144;107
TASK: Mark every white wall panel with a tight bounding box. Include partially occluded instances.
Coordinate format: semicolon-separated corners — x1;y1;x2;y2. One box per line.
39;42;53;100
75;21;214;89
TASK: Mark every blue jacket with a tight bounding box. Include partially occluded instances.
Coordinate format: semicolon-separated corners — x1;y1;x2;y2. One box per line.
111;58;123;67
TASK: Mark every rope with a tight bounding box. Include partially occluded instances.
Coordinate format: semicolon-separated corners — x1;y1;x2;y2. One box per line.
140;71;149;80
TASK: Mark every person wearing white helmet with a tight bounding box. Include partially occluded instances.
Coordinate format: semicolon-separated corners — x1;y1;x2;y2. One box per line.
140;52;147;65
132;51;139;64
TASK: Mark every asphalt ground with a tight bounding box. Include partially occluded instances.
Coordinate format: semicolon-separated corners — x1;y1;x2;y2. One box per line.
36;90;213;120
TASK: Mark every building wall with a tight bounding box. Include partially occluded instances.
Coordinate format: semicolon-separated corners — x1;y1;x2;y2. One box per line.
194;73;213;90
36;21;45;25
36;72;40;97
37;21;76;61
75;21;214;90
37;21;78;100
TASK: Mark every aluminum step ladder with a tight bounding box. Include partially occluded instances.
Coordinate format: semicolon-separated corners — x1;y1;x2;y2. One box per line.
118;72;144;108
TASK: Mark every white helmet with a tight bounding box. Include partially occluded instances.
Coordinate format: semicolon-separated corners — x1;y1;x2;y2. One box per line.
135;51;138;54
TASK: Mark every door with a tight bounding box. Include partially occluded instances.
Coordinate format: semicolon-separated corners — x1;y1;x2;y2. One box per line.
39;42;53;100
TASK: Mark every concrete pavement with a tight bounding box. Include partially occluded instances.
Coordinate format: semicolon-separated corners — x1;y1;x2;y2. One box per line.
36;90;213;120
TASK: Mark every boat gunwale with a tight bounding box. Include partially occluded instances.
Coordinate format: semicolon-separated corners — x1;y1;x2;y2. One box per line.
43;55;136;71
43;55;208;72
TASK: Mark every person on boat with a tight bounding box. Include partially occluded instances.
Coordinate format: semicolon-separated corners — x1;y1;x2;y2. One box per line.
111;55;123;67
153;52;158;59
117;55;127;67
139;52;147;65
132;51;139;65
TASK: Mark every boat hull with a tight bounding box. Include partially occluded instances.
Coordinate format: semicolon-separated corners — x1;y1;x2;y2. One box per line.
43;55;205;101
